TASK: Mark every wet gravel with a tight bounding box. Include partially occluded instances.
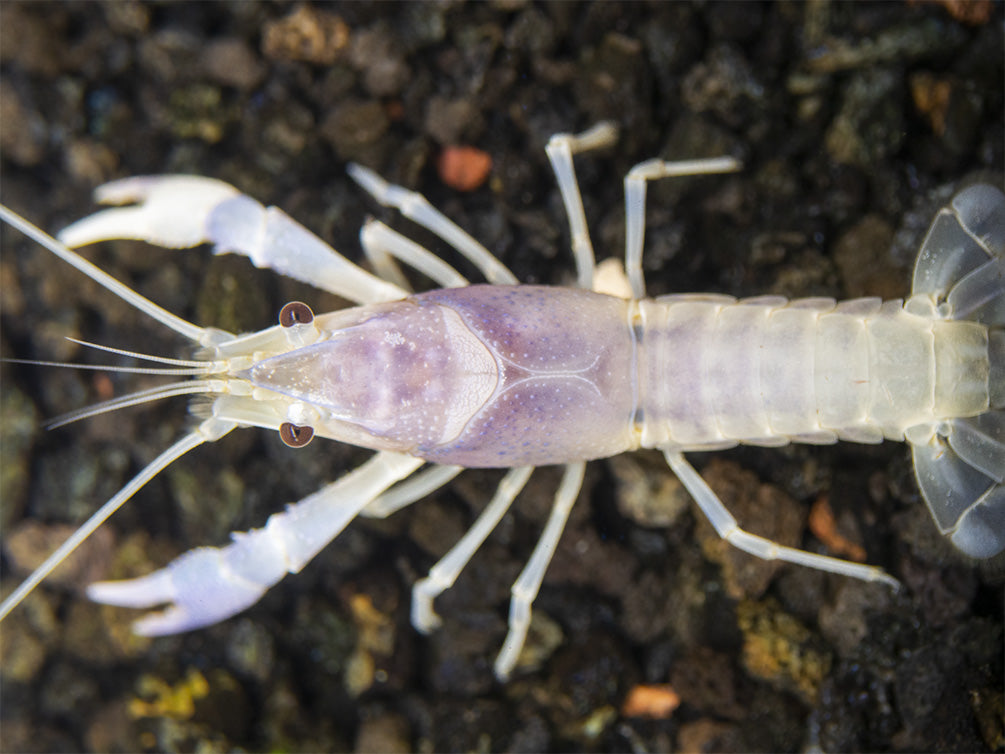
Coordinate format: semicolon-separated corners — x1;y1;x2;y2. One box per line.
1;2;1003;752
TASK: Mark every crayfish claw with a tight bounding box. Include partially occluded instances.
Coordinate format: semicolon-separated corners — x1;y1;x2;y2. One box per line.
87;546;269;636
58;175;240;250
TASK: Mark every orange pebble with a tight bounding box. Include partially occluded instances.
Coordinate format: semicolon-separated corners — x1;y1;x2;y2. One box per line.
621;684;681;719
437;146;493;192
809;496;867;562
909;0;993;26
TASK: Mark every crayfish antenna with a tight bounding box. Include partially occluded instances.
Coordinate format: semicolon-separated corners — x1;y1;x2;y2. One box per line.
0;205;222;345
0;205;239;621
0;418;237;621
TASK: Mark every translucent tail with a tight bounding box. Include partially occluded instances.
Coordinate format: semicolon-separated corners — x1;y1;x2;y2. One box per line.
910;184;1005;558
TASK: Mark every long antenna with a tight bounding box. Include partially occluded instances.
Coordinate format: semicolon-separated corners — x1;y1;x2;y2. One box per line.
0;206;210;344
0;205;236;619
0;425;226;621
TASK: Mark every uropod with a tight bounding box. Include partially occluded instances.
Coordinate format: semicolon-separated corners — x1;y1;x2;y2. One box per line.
0;124;1002;680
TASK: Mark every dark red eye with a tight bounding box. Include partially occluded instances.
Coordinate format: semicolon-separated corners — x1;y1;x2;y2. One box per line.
279;422;314;448
279;301;314;327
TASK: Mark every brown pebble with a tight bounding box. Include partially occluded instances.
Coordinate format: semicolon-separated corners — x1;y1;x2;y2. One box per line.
262;4;350;65
204;38;265;90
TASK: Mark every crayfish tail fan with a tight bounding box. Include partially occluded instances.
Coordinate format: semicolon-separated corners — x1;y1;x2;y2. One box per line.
909;184;1005;558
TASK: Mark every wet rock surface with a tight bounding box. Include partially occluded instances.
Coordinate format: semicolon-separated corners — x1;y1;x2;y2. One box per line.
1;3;1002;752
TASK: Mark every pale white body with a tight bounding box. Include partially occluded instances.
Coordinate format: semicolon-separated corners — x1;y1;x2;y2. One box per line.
638;295;991;449
1;124;1002;680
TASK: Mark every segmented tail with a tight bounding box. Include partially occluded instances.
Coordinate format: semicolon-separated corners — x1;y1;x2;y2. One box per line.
909;184;1005;558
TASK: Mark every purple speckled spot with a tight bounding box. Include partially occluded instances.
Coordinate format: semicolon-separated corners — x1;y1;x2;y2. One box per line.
249;286;638;467
415;286;637;466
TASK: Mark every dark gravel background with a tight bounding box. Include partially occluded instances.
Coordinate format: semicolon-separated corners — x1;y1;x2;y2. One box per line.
1;2;1003;752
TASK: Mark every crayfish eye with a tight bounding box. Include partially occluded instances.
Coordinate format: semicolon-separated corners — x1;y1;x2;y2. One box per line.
279;301;314;327
279;422;314;448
